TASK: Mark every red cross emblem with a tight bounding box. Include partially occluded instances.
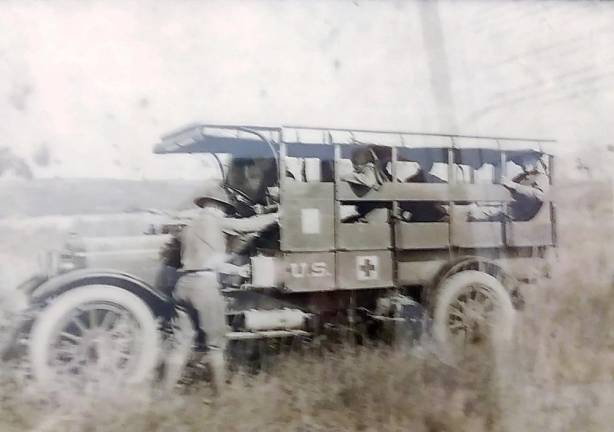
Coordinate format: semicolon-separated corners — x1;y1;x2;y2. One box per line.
356;256;378;281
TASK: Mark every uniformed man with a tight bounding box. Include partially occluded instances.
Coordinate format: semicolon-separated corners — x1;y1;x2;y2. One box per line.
340;146;391;223
341;146;390;192
174;182;277;393
468;150;549;221
400;158;449;222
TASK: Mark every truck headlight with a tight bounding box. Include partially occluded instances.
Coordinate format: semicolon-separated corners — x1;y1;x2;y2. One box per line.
58;252;78;273
38;249;81;277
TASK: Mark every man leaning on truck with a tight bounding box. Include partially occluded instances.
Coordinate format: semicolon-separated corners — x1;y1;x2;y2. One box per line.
174;182;277;394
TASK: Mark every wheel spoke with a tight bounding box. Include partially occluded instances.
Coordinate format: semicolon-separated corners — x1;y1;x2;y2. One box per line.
59;356;82;373
462;296;475;311
466;297;481;315
476;289;489;303
449;307;465;319
54;345;78;358
109;312;129;332
60;331;82;343
100;310;119;330
89;309;98;329
52;343;82;371
469;288;478;301
115;352;133;368
449;321;466;332
72;315;88;334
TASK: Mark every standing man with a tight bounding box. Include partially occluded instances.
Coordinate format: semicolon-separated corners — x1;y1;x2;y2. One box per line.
174;182;277;394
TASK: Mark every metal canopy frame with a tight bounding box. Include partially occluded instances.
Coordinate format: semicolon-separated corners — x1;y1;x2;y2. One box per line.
154;123;556;156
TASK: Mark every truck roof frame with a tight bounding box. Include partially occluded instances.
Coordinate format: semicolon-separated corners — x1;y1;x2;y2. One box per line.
154;123;556;156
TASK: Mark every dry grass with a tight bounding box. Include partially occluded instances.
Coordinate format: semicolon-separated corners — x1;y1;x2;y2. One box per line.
0;347;497;432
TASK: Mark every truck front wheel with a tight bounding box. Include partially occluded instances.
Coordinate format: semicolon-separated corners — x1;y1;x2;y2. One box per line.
29;285;160;387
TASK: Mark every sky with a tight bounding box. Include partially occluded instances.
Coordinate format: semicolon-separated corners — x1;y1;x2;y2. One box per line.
0;0;613;179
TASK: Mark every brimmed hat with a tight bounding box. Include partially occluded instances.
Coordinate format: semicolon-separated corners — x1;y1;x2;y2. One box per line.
193;182;235;210
510;149;543;164
350;146;377;166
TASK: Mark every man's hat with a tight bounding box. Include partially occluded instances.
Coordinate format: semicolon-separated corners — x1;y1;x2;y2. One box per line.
193;182;235;210
350;146;377;166
510;149;543;164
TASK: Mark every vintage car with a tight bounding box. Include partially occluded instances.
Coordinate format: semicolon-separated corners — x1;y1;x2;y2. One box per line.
5;123;557;384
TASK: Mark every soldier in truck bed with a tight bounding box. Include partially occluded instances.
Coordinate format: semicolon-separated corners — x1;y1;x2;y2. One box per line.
340;146;392;223
467;150;549;221
341;145;391;191
400;158;449;223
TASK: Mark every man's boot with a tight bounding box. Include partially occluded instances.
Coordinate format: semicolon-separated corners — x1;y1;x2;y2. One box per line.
207;350;226;395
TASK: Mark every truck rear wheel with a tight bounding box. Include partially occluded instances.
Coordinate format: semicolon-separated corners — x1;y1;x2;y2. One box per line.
29;285;160;387
432;270;515;362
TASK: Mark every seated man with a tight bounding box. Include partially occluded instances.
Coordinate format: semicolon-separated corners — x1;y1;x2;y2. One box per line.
340;146;391;223
400;159;449;222
467;150;548;222
341;146;390;192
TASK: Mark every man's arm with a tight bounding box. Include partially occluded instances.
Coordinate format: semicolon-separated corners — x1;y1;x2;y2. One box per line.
503;173;548;201
340;164;379;189
222;212;278;235
218;262;250;277
512;183;545;201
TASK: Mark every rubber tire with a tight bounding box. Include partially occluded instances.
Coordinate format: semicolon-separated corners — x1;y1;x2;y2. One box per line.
29;285;160;385
433;270;515;359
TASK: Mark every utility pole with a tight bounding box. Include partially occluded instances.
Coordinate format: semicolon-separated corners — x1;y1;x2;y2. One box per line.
417;1;458;133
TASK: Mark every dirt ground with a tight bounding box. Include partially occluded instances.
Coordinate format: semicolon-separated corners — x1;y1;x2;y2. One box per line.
0;179;613;432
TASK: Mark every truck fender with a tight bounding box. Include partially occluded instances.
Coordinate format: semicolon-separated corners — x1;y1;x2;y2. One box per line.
28;268;174;318
435;256;507;285
430;256;521;309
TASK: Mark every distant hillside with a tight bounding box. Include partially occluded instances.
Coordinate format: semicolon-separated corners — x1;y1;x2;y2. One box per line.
0;179;203;218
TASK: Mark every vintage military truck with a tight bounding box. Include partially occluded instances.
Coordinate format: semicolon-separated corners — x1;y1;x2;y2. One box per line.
6;124;557;384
